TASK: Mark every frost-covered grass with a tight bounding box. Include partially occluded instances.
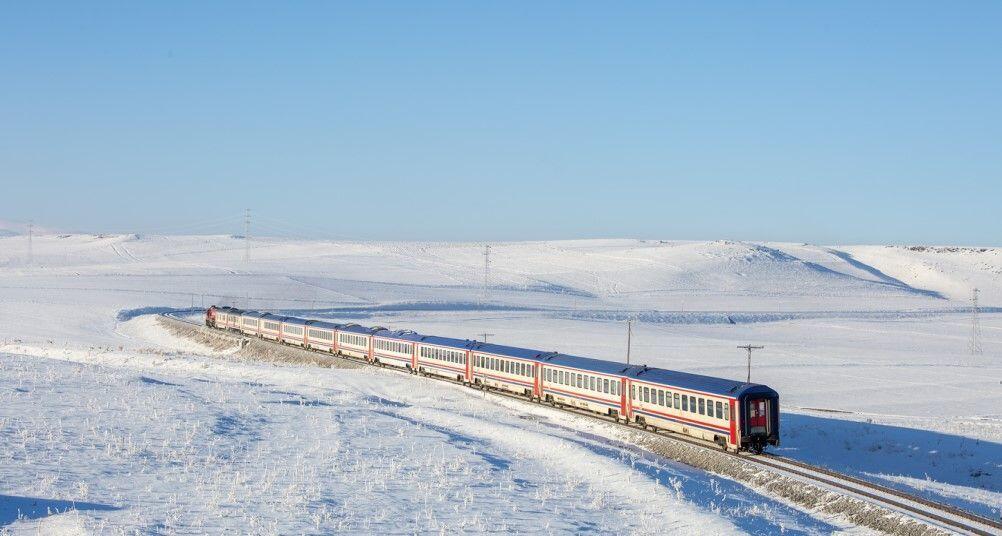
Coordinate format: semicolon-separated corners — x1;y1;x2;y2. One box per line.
0;234;998;531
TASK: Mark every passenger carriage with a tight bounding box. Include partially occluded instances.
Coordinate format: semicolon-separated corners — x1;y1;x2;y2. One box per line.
258;314;284;341
624;367;779;452
539;353;627;418
238;311;267;336
470;343;543;397
336;324;379;360
415;335;474;382
371;330;423;369
278;317;309;346
304;320;338;352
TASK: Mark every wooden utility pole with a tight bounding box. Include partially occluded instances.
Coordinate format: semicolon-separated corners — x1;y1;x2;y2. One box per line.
737;344;764;383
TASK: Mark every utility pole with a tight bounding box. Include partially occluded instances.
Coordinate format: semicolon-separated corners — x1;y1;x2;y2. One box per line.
971;288;983;355
478;332;495;343
243;208;251;262
626;319;633;365
26;221;33;265
482;244;491;304
737;344;764;383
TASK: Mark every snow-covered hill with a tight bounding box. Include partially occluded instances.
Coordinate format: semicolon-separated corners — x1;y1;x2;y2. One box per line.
1;234;997;309
0;233;999;531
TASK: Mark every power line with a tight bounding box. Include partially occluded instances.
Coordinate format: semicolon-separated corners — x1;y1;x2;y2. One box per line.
971;288;983;355
243;208;251;262
478;332;495;343
26;221;33;265
737;344;764;383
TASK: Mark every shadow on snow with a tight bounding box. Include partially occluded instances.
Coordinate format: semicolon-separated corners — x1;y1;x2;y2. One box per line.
780;413;1001;519
0;495;120;526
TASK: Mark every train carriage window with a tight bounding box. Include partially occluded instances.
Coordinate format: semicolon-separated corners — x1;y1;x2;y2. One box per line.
611;382;618;396
631;385;636;400
715;401;723;419
589;377;595;391
603;379;609;394
641;387;648;402
698;398;705;415
658;390;665;406
674;393;680;409
682;395;689;411
723;403;730;421
545;369;551;382
575;374;581;388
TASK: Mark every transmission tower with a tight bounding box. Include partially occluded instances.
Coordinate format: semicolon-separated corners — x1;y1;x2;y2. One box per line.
482;244;491;304
970;288;983;355
243;208;251;262
26;221;33;265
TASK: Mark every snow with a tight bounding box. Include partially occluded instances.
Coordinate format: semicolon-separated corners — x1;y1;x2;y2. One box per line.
0;233;999;531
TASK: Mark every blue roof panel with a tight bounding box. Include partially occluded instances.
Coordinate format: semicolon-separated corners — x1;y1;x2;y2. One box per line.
627;367;771;398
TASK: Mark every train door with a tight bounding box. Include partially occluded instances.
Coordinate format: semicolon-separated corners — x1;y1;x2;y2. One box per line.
748;398;770;435
622;379;631;422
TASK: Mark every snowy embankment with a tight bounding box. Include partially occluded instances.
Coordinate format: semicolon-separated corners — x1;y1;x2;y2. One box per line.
0;318;854;534
0;233;999;531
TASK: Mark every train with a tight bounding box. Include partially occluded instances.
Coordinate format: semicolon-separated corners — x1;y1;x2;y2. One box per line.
205;305;780;452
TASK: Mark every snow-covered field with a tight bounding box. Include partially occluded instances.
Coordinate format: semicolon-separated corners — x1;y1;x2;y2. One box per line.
0;234;999;532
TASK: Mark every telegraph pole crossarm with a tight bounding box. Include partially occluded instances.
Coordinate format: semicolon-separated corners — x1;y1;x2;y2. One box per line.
737;344;764;383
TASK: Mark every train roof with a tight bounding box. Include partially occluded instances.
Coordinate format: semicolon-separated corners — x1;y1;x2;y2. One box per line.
470;342;553;361
415;334;476;349
627;366;776;398
540;352;634;375
338;323;386;335
372;329;426;342
306;320;340;330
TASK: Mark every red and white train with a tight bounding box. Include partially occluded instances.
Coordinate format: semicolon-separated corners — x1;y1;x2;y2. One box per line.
207;306;780;452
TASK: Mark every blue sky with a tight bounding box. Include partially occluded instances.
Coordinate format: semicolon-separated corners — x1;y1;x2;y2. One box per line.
2;3;1000;244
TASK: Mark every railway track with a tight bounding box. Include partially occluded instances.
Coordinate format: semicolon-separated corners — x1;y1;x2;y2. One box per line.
162;311;1001;535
